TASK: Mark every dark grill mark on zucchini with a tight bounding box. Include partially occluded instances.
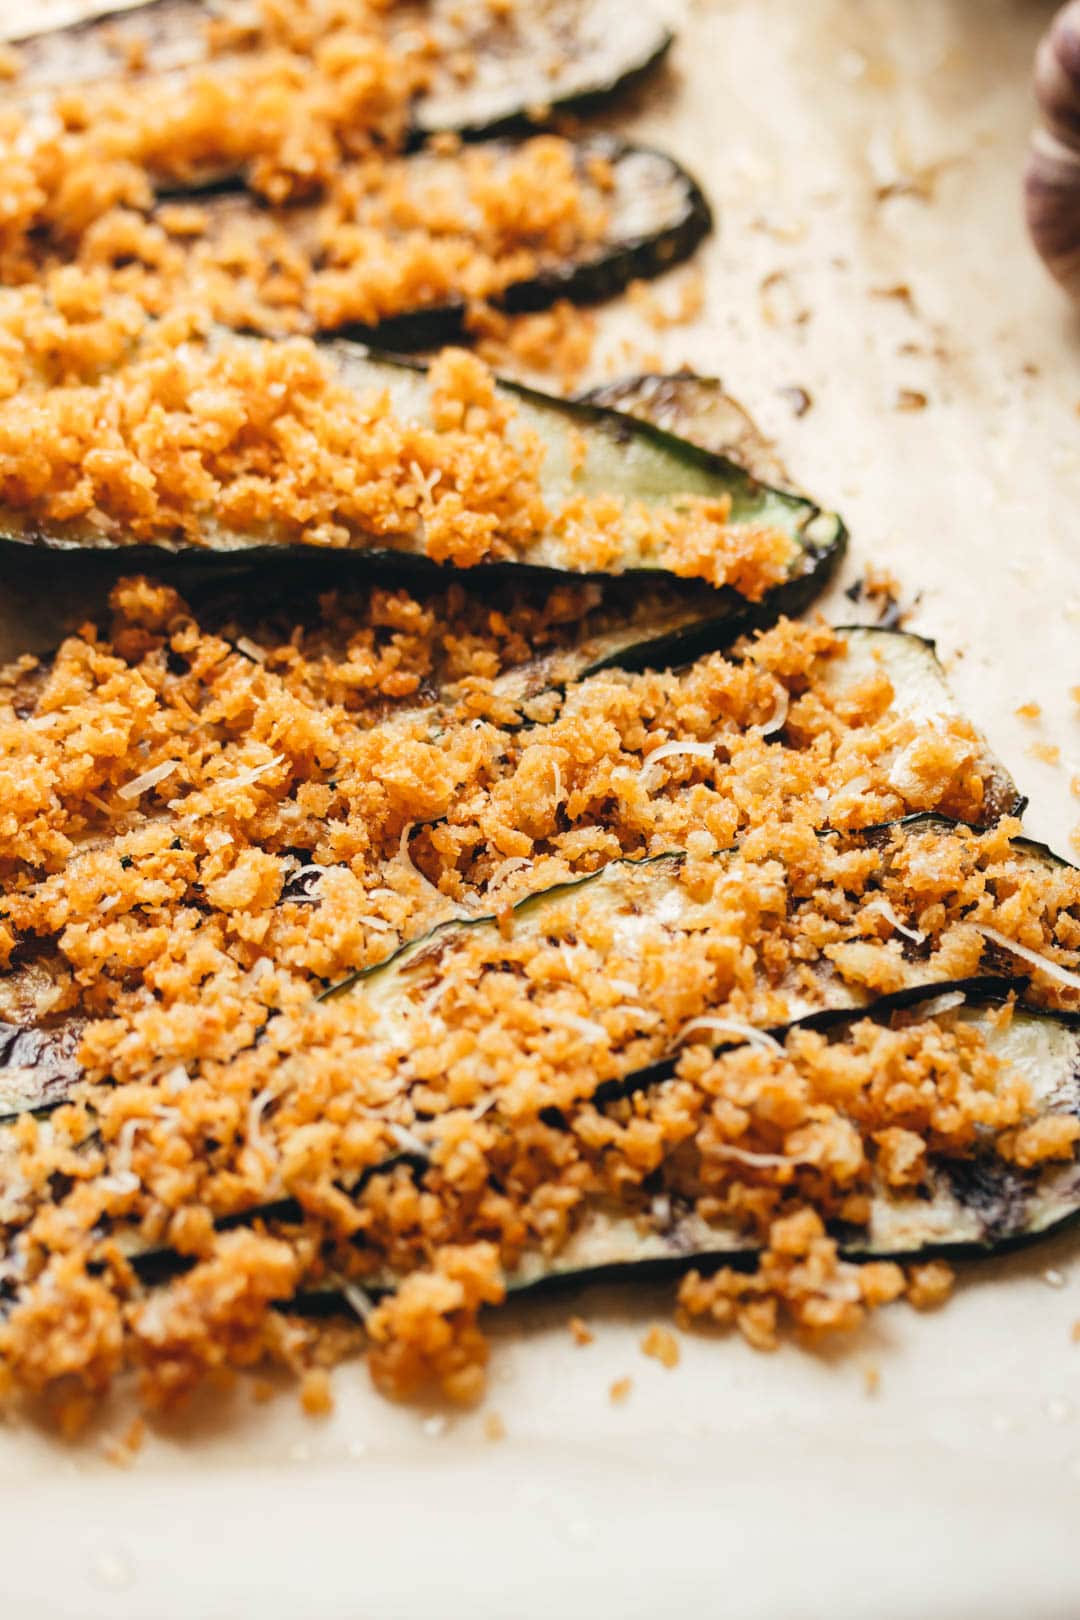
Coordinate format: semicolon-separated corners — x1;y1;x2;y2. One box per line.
581;372;794;491
0;1019;85;1119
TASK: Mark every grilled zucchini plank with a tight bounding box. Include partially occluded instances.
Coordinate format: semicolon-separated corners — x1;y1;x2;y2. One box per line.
5;0;674;143
162;137;710;350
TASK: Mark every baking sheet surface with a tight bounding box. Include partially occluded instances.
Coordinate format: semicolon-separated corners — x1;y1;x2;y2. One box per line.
1;4;1080;1616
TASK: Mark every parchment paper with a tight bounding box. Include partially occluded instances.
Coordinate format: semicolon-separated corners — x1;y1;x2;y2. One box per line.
1;4;1080;1617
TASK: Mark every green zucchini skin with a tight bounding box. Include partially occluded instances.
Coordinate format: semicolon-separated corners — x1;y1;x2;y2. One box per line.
135;980;1080;1296
5;0;674;145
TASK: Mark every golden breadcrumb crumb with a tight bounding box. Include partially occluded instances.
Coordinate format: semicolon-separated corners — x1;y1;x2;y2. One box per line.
102;1415;145;1467
300;1366;334;1416
0;570;1075;1412
905;1262;955;1311
641;1324;680;1369
568;1316;594;1347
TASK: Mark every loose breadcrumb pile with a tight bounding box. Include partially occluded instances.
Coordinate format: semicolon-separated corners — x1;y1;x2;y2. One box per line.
0;579;1078;1417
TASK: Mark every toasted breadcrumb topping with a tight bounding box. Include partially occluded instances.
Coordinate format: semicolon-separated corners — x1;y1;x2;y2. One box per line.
0;0;647;375
0;580;1077;1413
0;286;791;583
11;136;617;343
0;0;1075;1424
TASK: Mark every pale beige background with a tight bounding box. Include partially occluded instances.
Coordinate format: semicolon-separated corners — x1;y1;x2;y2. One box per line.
2;3;1080;1617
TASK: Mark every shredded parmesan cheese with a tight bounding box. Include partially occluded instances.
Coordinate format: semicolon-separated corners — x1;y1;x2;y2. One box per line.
760;685;789;737
541;1008;608;1044
246;1087;281;1166
388;1122;429;1158
637;740;716;785
226;754;286;791
863;897;926;944
117;759;178;801
678;1016;785;1053
974;926;1080;992
342;1282;375;1325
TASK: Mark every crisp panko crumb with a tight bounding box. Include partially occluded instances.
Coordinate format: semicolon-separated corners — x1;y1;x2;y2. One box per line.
0;554;1076;1416
483;1411;506;1442
366;1245;504;1404
1029;742;1061;767
1015;703;1042;722
641;1324;680;1369
857;1263;906;1309
1071;1320;1080;1343
906;1262;955;1311
1001;1113;1080;1168
0;299;793;592
472;299;597;392
568;1317;594;1347
609;1377;633;1405
102;1416;145;1467
300;1367;334;1417
863;1364;881;1396
628;267;706;331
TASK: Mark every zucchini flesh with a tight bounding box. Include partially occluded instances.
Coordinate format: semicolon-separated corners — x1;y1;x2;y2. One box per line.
4;0;203;87
0;958;83;1118
822;626;1020;826
0;340;845;592
581;372;794;491
402;0;673;140
163;137;710;351
6;0;673;143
